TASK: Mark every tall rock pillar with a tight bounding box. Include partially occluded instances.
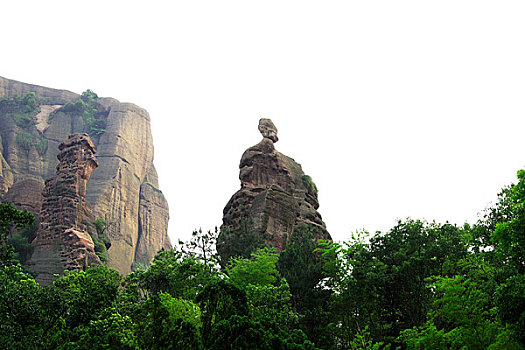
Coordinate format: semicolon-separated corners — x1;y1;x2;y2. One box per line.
30;133;101;285
218;119;331;261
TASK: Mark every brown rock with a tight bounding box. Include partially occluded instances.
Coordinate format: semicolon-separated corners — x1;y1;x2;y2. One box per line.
0;76;171;274
135;181;172;266
30;133;101;285
218;119;330;259
258;118;279;143
2;178;44;218
85;101;171;273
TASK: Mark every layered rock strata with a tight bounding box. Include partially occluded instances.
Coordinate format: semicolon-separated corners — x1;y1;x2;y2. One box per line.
30;134;101;285
0;76;171;273
218;119;331;258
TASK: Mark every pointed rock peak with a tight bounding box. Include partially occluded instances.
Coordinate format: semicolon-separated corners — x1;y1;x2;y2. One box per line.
258;118;278;143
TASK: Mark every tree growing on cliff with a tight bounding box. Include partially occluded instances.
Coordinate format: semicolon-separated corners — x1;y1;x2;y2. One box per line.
0;203;34;266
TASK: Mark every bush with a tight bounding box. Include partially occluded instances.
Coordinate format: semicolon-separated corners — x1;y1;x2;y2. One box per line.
302;174;318;194
61;90;106;137
16;132;35;151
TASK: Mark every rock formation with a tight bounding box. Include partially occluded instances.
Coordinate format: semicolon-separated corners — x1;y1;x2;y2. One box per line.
30;134;101;285
218;118;331;260
0;76;171;274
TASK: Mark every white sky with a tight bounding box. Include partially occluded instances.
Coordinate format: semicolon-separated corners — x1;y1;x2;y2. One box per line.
2;1;525;243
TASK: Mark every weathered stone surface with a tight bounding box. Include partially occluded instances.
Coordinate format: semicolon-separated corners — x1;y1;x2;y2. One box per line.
258;118;279;143
30;133;101;285
0;76;78;104
135;181;172;266
0;76;171;274
219;119;330;257
2;178;44;218
85;101;171;273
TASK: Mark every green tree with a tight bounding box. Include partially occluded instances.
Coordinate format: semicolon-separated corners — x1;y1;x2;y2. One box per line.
278;224;333;348
400;258;522;349
53;265;122;331
216;219;266;266
227;248;298;330
136;293;203;350
322;220;468;348
0;264;66;349
138;249;220;300
70;308;138;350
177;228;220;273
0;203;34;265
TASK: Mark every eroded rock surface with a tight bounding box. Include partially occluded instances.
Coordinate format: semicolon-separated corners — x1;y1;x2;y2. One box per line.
218;119;330;259
0;76;171;274
30;134;101;285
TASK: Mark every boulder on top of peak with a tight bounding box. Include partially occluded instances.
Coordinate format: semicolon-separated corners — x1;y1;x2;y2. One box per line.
258;118;279;143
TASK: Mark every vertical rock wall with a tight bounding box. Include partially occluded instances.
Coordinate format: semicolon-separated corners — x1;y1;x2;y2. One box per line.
0;76;171;274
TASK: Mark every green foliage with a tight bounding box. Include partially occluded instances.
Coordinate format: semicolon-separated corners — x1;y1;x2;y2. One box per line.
227;248;298;330
90;218;110;262
6;221;38;266
16;131;35;151
177;228;220;273
321;220;469;348
61;89;106;137
493;169;525;273
301;174;318;194
0;264;66;350
53;265;122;330
73;308;138;350
2;165;525;348
35;134;48;157
0;203;34;265
399;258;523;349
217;219;266;266
139;249;219;300
93;237;109;262
0;92;39;130
278;224;333;348
7;233;34;264
131;261;147;272
136;293;203;349
227;248;280;287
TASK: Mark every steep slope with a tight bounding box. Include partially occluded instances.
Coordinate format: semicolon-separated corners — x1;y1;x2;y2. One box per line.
0;76;171;273
218;119;331;260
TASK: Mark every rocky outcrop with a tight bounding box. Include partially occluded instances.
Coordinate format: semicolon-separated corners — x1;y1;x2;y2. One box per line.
218;119;331;259
2;178;44;219
30;134;101;285
0;76;171;274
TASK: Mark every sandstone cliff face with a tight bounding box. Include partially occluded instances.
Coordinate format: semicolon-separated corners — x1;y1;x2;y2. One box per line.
218;119;331;259
0;76;171;274
30;134;101;285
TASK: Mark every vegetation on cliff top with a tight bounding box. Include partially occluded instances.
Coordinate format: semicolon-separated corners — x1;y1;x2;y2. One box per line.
0;92;40;129
60;89;107;138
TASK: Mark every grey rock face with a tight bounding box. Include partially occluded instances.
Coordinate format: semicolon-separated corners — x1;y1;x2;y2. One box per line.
258;118;279;143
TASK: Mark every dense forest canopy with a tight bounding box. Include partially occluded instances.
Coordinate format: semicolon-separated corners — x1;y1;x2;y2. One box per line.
1;169;524;349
